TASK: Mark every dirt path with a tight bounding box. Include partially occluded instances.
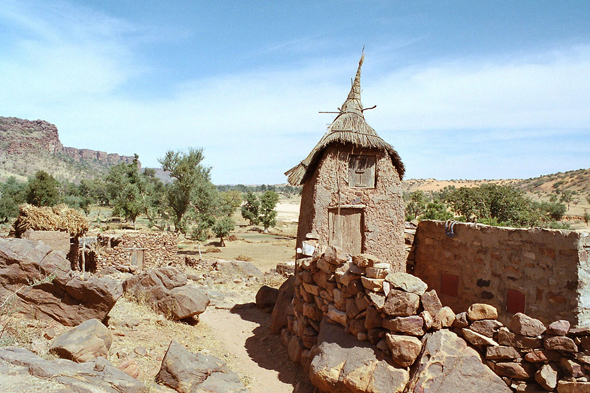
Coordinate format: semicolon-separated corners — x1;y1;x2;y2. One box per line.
200;305;303;392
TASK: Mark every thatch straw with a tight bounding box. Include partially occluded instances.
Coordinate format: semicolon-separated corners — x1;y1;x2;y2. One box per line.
285;53;405;185
12;204;89;238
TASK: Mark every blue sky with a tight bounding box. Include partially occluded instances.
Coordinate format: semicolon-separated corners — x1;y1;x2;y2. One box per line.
1;1;589;184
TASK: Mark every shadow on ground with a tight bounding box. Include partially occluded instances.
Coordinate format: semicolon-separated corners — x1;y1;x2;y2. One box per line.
230;302;304;388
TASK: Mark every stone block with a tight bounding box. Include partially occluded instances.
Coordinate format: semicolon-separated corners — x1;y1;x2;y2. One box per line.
461;328;498;347
534;363;559;391
544;336;578;352
383;289;420;317
382;315;425;336
470;319;503;338
485;346;521;361
467;303;498;321
509;313;546;337
385;334;422;367
421;289;443;316
385;273;428;295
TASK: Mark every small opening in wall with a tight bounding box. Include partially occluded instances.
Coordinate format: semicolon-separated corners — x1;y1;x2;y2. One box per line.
440;272;458;297
507;289;526;314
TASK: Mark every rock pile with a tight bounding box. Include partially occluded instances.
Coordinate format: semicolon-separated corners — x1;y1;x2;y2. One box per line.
282;243;590;392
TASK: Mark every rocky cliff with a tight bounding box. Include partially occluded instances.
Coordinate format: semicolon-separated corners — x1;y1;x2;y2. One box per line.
0;116;135;182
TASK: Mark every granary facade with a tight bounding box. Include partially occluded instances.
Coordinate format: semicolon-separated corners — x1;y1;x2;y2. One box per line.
286;55;406;271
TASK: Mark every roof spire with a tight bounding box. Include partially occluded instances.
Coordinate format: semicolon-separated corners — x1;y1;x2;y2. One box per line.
341;52;365;115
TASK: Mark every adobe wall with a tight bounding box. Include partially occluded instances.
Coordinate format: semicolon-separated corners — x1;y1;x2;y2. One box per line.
296;144;405;271
412;220;590;326
21;230;70;256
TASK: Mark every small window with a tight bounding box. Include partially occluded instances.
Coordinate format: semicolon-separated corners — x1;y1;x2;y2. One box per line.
348;155;376;188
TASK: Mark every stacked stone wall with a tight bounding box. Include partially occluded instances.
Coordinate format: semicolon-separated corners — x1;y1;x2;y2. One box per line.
285;244;590;392
96;232;181;271
411;220;590;326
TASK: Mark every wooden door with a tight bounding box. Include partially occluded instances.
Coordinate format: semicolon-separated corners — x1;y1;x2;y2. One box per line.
329;208;363;254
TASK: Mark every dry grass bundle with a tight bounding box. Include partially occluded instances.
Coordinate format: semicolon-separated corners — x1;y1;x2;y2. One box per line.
12;204;89;238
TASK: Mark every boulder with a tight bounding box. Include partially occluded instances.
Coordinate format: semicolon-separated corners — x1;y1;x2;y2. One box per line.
405;330;511;393
0;238;122;326
156;285;209;321
214;260;262;278
269;276;295;334
123;267;187;302
49;319;112;363
156;340;248;393
255;285;279;311
0;346;145;392
309;318;408;393
124;268;209;321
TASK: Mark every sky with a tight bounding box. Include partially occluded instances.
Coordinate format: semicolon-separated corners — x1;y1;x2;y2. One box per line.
1;1;589;184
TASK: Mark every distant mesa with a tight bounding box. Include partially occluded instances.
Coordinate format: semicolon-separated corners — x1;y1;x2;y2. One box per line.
0;116;135;182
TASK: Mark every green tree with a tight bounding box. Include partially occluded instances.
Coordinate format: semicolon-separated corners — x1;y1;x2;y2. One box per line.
405;190;428;220
259;190;279;232
219;191;242;217
212;216;235;246
105;155;146;225
443;184;542;227
241;192;260;225
159;148;219;236
26;171;60;207
538;202;567;221
584;209;590;227
560;190;574;211
0;177;27;221
421;200;453;221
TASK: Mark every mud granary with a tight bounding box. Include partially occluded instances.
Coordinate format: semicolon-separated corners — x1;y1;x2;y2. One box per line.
286;54;406;271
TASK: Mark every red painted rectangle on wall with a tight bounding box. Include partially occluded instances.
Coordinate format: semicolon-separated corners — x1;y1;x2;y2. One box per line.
440;272;458;297
507;289;526;314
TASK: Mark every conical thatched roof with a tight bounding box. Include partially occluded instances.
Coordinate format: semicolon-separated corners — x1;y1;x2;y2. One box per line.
285;54;405;186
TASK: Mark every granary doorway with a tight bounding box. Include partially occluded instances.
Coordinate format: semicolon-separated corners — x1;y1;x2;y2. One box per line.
328;207;364;254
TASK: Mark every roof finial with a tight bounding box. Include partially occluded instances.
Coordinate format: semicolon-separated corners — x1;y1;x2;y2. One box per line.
341;51;365;114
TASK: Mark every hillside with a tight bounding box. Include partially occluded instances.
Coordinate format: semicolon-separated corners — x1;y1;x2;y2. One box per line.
514;168;590;194
0;117;135;183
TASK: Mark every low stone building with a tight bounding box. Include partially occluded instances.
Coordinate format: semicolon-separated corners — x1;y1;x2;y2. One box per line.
412;220;590;326
285;54;406;270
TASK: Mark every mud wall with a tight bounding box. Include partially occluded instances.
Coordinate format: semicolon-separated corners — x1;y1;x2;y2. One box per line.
412;220;590;326
296;144;405;271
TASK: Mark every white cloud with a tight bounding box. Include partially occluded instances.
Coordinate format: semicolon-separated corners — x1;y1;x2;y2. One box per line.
1;2;589;183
